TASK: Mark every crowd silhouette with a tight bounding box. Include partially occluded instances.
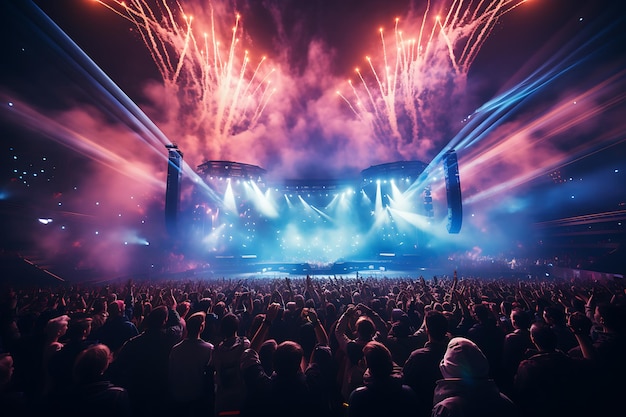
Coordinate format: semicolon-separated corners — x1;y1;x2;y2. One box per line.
1;272;625;416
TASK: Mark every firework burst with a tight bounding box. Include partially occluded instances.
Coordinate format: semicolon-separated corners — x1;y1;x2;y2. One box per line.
96;0;275;144
338;0;527;157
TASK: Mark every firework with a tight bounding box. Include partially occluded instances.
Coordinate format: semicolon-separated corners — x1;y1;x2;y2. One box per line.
338;0;527;157
96;0;275;142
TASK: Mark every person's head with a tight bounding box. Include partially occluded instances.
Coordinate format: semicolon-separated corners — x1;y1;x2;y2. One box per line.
0;354;14;390
595;303;626;333
530;322;557;351
220;313;240;338
568;311;592;336
213;301;227;318
273;341;303;376
92;298;107;314
440;337;489;379
325;302;336;319
543;306;566;326
425;310;449;341
362;341;393;380
66;313;92;341
144;305;168;331
45;315;70;341
176;301;191;320
308;344;336;382
108;300;125;318
73;344;112;384
355;316;376;341
391;309;406;323
286;302;297;313
197;297;212;314
259;339;277;376
186;312;206;339
510;308;532;331
390;318;410;338
309;344;333;370
472;303;490;323
294;294;305;310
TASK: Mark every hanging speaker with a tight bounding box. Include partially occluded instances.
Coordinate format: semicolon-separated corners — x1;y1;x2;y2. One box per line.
443;149;462;234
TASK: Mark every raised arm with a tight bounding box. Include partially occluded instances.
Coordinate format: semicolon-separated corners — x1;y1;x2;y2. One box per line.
568;311;595;360
305;275;321;307
335;305;356;352
307;308;328;346
250;302;280;352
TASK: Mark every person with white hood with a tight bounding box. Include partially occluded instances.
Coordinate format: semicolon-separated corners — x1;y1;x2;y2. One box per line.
432;337;519;417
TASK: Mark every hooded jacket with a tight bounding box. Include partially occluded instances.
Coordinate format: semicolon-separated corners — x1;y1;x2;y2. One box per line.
432;337;519;417
432;378;519;417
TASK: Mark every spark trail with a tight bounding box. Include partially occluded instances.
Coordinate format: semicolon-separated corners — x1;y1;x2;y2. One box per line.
97;0;275;147
338;0;527;158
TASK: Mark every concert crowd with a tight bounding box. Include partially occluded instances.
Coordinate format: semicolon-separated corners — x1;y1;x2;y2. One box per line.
1;272;625;417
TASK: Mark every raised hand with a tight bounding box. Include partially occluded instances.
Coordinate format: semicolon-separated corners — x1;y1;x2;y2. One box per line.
266;302;281;322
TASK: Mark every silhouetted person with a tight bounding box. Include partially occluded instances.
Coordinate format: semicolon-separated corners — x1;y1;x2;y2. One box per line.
168;311;214;417
70;344;130;417
47;313;94;410
92;301;138;356
569;304;626;416
211;312;250;416
268;341;316;417
467;303;504;381
111;306;179;417
402;310;449;417
543;306;578;352
514;322;590;417
500;307;533;396
348;341;419;417
335;303;388;400
0;353;26;415
306;344;343;417
241;340;316;417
